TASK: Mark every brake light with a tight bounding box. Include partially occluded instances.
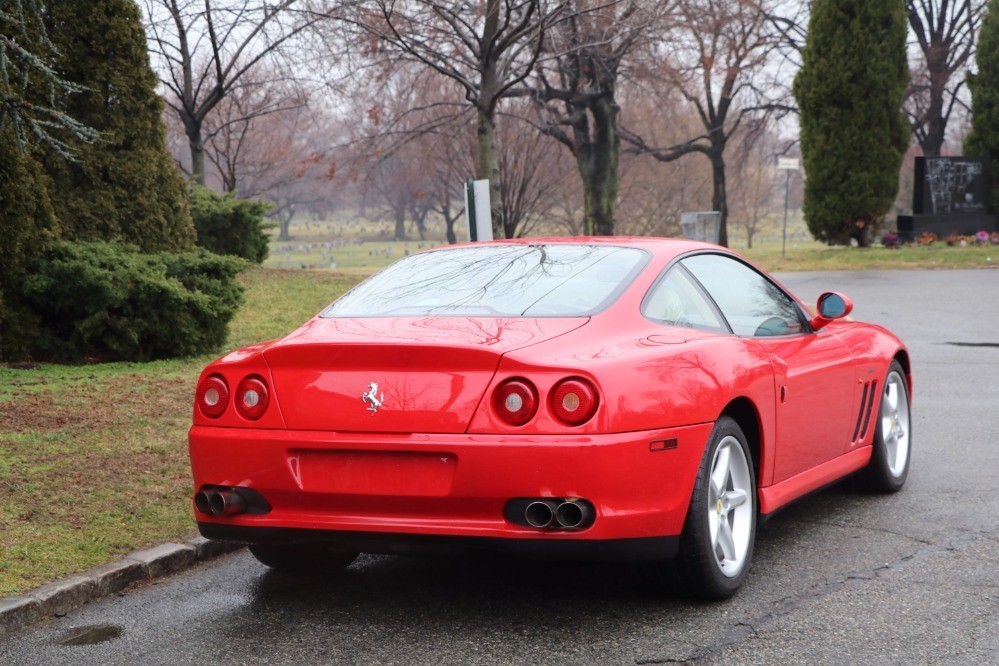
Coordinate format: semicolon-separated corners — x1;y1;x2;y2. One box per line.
196;374;229;419
235;375;269;420
493;378;539;426
551;378;598;425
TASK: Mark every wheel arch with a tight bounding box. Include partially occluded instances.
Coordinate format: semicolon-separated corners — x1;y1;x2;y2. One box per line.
721;397;762;485
893;348;912;394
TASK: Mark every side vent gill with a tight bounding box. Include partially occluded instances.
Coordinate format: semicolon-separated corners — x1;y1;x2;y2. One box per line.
852;380;878;444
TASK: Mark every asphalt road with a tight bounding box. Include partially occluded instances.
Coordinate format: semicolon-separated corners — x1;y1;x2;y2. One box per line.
2;269;998;665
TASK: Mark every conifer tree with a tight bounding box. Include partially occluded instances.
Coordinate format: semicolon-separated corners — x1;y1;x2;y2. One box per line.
0;126;58;360
1;1;97;153
965;0;999;210
42;0;195;252
794;0;910;246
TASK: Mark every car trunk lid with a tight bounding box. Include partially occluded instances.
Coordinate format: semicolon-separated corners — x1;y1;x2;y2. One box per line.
264;316;586;432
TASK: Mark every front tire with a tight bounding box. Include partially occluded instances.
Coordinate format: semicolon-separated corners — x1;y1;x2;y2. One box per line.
673;416;757;600
859;360;911;493
249;543;359;572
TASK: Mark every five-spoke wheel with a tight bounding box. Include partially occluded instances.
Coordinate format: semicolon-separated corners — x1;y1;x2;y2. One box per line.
672;415;757;600
707;435;753;578
860;360;911;492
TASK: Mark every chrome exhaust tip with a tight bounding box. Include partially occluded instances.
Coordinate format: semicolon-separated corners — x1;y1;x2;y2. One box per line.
194;490;212;515
554;500;591;529
208;489;247;517
524;500;556;528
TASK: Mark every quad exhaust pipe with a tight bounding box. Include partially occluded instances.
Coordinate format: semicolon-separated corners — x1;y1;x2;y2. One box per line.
195;489;247;517
522;498;594;529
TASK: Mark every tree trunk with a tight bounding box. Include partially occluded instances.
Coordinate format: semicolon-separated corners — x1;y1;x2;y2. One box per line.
185;115;206;186
922;76;946;156
393;203;407;241
710;147;729;247
577;97;620;236
476;106;503;238
278;216;292;242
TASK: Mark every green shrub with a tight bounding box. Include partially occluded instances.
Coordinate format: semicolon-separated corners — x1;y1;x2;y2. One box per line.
23;241;245;362
190;185;271;263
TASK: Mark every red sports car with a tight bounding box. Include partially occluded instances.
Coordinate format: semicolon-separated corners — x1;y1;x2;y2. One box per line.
189;237;911;599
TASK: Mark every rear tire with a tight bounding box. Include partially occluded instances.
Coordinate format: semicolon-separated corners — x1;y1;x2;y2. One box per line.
673;416;757;600
248;543;359;572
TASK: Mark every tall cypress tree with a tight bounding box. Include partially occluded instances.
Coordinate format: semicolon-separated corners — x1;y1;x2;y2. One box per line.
42;0;195;252
794;0;910;246
965;0;999;210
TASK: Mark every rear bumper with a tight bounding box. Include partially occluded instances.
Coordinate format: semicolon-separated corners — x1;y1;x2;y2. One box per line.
188;423;713;557
198;523;680;562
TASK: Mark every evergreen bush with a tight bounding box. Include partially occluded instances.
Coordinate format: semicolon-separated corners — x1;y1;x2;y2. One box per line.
23;241;245;362
190;184;272;263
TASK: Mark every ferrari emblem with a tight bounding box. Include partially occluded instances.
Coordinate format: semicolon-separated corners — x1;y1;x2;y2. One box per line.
361;382;384;415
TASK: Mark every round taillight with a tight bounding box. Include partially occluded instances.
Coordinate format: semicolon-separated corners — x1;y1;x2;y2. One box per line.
493;378;539;426
235;375;269;420
196;374;229;419
551;378;598;426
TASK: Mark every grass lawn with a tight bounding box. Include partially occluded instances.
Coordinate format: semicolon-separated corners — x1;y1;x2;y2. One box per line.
0;268;361;596
1;229;996;596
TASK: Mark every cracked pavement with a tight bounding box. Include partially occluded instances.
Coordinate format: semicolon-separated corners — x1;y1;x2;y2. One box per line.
1;269;997;665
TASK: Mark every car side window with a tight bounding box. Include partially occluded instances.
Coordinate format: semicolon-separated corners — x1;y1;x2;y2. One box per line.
643;266;727;332
680;254;806;337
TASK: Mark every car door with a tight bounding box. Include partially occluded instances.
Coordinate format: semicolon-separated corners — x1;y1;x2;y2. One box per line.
681;254;856;483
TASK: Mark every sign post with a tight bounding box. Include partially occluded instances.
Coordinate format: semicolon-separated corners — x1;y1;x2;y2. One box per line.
777;157;800;257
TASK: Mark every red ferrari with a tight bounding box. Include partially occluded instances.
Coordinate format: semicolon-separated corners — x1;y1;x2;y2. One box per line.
189;238;912;599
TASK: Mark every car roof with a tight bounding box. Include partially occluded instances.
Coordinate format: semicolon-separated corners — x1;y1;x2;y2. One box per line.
441;236;724;261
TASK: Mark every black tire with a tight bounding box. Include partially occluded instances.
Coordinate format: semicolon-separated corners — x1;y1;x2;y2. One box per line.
248;543;359;572
672;416;757;600
858;360;911;493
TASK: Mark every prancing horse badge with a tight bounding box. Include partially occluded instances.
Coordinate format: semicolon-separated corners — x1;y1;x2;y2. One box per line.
361;382;384;415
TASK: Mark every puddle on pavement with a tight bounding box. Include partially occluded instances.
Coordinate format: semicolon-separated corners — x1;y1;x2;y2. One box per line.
56;624;123;646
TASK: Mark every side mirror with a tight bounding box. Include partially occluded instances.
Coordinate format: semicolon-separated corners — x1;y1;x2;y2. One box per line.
811;292;853;331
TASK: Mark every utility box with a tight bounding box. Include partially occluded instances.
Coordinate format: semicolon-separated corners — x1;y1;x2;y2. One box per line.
680;211;721;244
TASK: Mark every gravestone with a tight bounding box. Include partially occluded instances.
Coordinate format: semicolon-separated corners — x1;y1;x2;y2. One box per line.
897;156;997;240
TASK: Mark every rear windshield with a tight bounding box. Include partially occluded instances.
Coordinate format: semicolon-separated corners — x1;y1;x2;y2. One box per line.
321;244;649;317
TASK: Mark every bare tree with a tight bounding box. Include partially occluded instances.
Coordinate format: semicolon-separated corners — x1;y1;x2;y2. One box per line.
523;1;663;235
905;0;985;156
621;0;788;247
143;0;326;184
727;128;781;248
342;0;571;238
202;69;309;192
497;107;575;238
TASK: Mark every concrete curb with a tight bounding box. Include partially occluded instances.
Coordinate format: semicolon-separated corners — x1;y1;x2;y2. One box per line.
0;538;244;639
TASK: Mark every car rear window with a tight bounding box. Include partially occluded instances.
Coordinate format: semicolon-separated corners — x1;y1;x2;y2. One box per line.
321;244;649;317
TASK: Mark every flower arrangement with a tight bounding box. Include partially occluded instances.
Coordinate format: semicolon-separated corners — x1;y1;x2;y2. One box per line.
881;233;900;249
916;231;938;246
890;230;999;248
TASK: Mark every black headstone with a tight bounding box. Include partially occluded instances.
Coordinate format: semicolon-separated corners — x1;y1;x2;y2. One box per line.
913;156;990;215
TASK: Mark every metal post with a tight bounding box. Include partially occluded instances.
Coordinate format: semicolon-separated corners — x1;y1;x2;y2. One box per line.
782;168;790;257
465;180;477;242
777;157;799;257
